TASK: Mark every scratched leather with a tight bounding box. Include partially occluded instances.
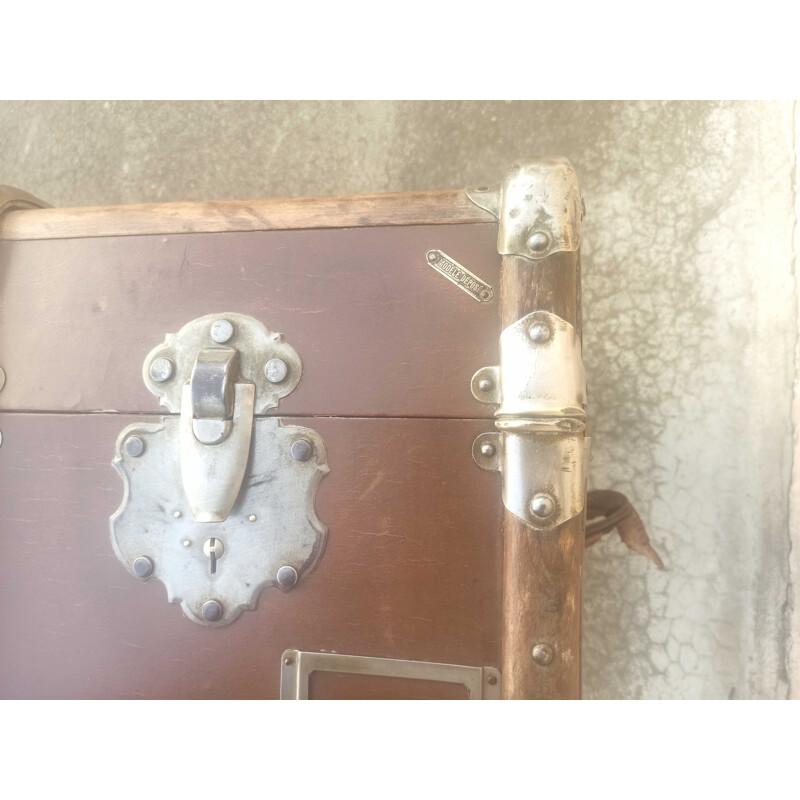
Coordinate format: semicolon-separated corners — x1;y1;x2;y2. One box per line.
2;100;796;699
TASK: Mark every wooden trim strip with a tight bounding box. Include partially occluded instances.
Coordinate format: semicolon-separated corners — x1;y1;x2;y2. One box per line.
0;189;494;241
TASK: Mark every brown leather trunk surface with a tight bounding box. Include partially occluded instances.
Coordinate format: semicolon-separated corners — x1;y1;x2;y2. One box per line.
0;219;506;699
0;413;501;699
0;224;499;417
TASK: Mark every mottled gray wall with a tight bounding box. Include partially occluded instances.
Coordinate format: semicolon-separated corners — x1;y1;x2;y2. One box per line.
2;100;796;699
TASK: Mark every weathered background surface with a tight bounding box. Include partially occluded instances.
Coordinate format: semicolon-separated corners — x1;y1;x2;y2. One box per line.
1;100;796;699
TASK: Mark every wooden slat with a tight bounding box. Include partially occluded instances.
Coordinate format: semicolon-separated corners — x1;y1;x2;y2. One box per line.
501;250;585;700
0;190;493;241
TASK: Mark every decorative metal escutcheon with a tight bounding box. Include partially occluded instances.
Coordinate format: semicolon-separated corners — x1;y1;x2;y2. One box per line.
110;313;329;627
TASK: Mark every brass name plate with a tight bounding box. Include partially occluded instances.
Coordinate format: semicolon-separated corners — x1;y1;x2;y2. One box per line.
425;249;494;303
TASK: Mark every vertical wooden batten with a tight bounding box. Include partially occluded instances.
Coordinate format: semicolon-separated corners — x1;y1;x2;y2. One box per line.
468;159;587;700
501;251;584;700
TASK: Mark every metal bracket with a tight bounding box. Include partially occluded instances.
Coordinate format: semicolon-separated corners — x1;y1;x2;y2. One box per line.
471;311;588;530
280;650;501;699
466;158;582;261
473;422;588;531
471;311;586;419
110;313;328;627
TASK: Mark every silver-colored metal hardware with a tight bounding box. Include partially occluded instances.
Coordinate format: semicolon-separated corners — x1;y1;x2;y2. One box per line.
149;357;174;382
479;441;496;457
291;439;312;462
472;368;501;405
189;347;239;445
181;383;254;520
532;643;554;666
202;600;223;622
132;556;153;579
528;232;550;253
276;565;298;590
466;158;582;261
0;367;5;393
471;311;585;419
424;249;494;303
203;537;224;562
142;313;302;415
280;650;502;700
530;493;555;519
125;435;145;458
210;318;234;344
528;322;551;343
472;422;588;530
111;313;329;627
265;358;289;384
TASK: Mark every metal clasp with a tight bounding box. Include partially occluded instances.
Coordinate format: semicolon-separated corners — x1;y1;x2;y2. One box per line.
111;313;329;627
180;347;255;522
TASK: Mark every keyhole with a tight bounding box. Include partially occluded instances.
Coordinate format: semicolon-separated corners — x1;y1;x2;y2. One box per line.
203;537;225;575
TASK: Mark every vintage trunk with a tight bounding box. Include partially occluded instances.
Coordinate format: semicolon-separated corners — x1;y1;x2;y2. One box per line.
0;159;587;700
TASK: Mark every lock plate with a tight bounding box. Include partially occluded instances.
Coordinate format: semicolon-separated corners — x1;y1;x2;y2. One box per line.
110;313;328;626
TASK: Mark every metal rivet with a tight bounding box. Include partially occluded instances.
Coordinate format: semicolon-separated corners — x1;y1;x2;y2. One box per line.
528;232;550;253
532;643;554;666
125;435;145;457
291;439;312;462
182;540;191;547
276;565;298;590
248;514;257;522
210;319;234;343
528;323;551;343
478;378;493;392
530;493;555;519
487;675;498;686
149;357;174;382
283;657;293;666
132;556;153;578
265;358;288;384
480;442;496;457
426;251;438;263
202;599;223;622
173;510;182;518
203;538;225;559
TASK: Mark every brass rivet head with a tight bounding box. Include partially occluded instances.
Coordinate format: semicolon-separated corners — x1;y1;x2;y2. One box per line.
528;323;551;344
132;556;153;579
291;439;312;462
530;493;555;519
125;436;145;458
202;599;223;622
210;319;234;343
276;565;299;590
532;643;554;666
149;357;174;382
528;232;550;253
